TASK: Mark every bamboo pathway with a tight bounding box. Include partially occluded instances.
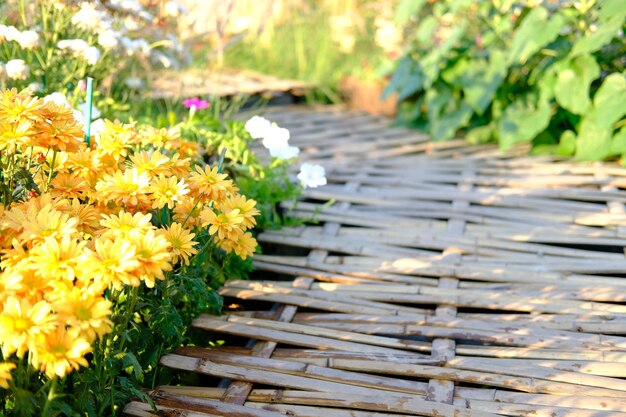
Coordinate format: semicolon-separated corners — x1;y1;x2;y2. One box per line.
125;106;626;417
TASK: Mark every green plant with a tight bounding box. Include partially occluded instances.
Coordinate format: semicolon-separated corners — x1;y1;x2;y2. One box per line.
385;0;626;161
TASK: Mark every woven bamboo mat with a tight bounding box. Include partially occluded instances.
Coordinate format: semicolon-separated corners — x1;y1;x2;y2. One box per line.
125;106;626;417
149;68;312;99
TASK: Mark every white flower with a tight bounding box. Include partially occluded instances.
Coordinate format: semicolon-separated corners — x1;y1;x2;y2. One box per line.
119;0;143;13
78;101;101;120
71;2;111;32
82;46;101;65
90;119;106;142
123;16;140;32
244;115;272;139
98;30;120;49
163;1;187;17
44;92;71;108
5;59;29;80
297;163;327;188
57;39;89;53
17;31;40;49
0;25;20;42
124;77;144;89
270;145;300;160
27;82;43;93
262;124;290;150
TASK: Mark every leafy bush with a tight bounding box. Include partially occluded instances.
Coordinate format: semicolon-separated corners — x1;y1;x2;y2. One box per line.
385;0;626;161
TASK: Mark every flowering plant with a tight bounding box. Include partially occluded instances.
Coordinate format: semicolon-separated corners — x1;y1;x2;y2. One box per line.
0;0;189;102
0;88;259;416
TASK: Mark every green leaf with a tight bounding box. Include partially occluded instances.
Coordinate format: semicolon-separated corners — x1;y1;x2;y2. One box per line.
609;125;626;156
553;54;600;115
556;130;577;155
498;98;552;150
591;73;626;128
508;7;566;65
465;51;508;114
395;0;427;25
575;117;613;160
415;16;438;44
466;123;495;144
429;102;473;141
570;14;626;57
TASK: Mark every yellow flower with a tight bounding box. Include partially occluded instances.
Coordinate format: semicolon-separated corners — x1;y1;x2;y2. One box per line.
51;288;112;343
148;175;189;209
165;137;201;158
98;210;154;240
80;238;141;290
0;121;35;152
0;296;55;358
0;264;48;300
139;125;179;148
128;230;172;288
188;165;235;205
32;103;84;152
32;326;91;379
0;362;16;389
129;150;171;177
158;222;198;266
65;148;103;186
0;88;43;125
218;231;257;260
95;168;151;208
200;207;244;241
49;172;89;199
4;203;79;246
29;236;87;282
222;194;260;230
95;120;136;161
62;199;102;238
172;196;202;228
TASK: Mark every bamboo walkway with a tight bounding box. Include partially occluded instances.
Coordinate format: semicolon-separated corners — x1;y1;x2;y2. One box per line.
125;106;626;417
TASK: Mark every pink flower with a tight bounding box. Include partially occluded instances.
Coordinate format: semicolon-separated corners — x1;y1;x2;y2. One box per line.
182;97;209;110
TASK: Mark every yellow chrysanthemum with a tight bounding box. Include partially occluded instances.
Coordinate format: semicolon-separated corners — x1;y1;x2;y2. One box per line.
32;104;84;152
98;210;154;240
65;148;104;186
0;88;43;125
222;194;260;230
187;165;235;204
4;203;79;246
139;125;179;148
32;326;91;379
80;238;141;290
158;222;198;266
127;230;172;288
148;175;189;209
51;287;112;343
172;196;203;228
218;231;257;260
49;172;89;199
0;263;48;300
200;208;244;241
95;168;151;208
165;137;202;158
62;199;102;238
29;236;87;282
0;297;56;358
95;120;136;160
0;362;16;389
0;121;35;152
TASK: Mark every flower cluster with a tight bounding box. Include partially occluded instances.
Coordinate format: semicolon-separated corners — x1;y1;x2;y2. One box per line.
244;115;327;188
0;0;189;96
0;88;259;385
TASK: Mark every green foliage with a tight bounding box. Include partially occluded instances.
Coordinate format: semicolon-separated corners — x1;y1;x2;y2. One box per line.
386;0;626;161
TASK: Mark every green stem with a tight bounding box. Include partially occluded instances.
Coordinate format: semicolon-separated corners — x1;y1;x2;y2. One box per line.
41;377;58;417
45;149;57;192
